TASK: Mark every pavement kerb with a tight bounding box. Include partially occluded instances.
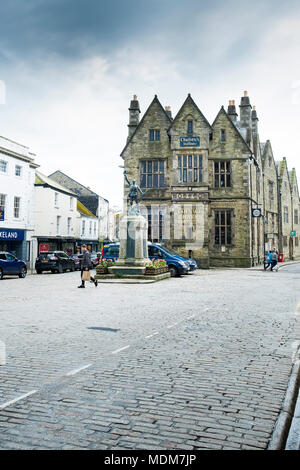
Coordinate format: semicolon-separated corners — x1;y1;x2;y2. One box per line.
268;347;300;450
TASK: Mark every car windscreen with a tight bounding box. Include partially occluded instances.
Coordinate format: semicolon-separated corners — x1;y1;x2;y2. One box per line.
38;253;56;259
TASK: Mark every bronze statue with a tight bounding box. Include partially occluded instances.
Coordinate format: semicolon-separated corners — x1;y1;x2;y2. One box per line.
123;171;148;211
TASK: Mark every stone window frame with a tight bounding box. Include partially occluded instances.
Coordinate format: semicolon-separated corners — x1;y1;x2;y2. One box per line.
214;208;233;247
149;129;160;142
214;160;231;188
187;120;193;134
294;208;299;225
177;154;203;184
283;235;288;247
140;159;165;189
220;129;226;142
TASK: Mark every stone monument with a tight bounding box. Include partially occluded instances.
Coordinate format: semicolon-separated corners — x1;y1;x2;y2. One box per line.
108;171;149;276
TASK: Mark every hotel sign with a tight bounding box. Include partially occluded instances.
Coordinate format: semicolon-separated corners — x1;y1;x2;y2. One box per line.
180;136;200;147
0;210;4;221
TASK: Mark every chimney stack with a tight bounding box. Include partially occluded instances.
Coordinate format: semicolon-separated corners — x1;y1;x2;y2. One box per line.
165;106;172;120
227;100;238;122
127;94;141;142
251;105;259;136
239;90;252;129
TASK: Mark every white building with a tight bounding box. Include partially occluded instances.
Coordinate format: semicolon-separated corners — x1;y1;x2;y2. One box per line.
75;200;99;253
32;171;78;257
0;136;39;267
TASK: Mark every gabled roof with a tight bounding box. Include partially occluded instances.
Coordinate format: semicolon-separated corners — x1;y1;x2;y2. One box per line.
120;95;172;157
169;94;212;132
211;106;257;163
35;171;77;196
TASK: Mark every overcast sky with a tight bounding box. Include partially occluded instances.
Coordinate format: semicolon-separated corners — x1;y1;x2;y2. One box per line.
0;0;300;207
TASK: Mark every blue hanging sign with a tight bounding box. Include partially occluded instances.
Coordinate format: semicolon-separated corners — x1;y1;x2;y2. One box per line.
180;136;200;147
0;210;4;221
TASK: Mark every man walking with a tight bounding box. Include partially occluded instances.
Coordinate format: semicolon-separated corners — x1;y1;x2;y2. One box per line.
78;245;98;288
270;248;278;272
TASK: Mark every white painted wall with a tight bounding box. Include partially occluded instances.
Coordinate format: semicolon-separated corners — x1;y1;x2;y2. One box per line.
33;186;77;238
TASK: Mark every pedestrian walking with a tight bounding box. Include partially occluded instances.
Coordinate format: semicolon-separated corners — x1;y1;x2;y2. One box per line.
78;245;98;288
270;248;278;272
264;250;272;270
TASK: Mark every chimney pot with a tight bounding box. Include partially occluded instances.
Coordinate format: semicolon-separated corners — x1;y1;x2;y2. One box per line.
244;91;248;97
133;94;137;100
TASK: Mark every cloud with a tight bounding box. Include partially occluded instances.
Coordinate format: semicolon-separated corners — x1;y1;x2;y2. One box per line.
0;0;300;207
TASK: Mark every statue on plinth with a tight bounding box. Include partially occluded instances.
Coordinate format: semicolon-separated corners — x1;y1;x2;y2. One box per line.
123;170;148;215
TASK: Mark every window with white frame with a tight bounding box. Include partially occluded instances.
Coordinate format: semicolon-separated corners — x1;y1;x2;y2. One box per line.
15;165;22;176
0;160;7;173
94;222;97;236
89;221;92;235
56;216;61;235
54;192;59;207
0;194;6;211
70;197;74;210
67;217;71;235
14;197;21;218
82;220;85;235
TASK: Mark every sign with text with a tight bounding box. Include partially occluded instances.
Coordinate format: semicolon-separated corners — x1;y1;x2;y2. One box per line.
0;229;24;241
180;136;200;147
0;210;4;221
290;230;296;237
39;243;50;252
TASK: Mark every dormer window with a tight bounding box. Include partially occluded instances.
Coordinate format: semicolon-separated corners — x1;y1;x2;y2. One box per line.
149;129;160;141
187;120;193;134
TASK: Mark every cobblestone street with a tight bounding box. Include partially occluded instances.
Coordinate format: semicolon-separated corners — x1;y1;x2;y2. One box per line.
0;266;300;450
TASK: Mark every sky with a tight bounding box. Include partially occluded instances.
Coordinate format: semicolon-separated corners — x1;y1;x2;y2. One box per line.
0;0;300;207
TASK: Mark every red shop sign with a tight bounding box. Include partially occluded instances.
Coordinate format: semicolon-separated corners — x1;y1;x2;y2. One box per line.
39;243;50;253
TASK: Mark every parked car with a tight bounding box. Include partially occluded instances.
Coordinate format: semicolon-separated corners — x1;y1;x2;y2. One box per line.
71;254;82;270
158;244;198;272
0;251;27;280
101;243;189;277
35;251;75;274
90;253;100;267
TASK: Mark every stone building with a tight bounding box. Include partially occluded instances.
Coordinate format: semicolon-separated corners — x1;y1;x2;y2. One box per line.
121;92;300;268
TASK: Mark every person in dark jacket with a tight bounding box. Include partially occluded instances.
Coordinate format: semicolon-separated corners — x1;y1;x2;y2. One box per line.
78;245;98;288
270;249;278;272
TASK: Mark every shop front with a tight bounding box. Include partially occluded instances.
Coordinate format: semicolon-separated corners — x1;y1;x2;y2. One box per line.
76;239;100;254
37;237;77;256
0;228;26;260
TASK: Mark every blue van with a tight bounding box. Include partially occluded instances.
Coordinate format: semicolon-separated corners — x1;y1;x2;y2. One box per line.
101;243;191;277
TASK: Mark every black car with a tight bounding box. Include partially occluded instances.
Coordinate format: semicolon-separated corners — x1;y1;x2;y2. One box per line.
0;251;27;280
35;251;75;274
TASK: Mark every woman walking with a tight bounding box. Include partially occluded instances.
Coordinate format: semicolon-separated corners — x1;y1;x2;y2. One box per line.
78;245;98;288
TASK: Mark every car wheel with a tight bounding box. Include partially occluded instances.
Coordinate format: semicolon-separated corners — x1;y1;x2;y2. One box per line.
18;267;27;278
71;265;75;272
36;270;42;274
169;266;178;277
58;264;63;273
0;268;3;280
